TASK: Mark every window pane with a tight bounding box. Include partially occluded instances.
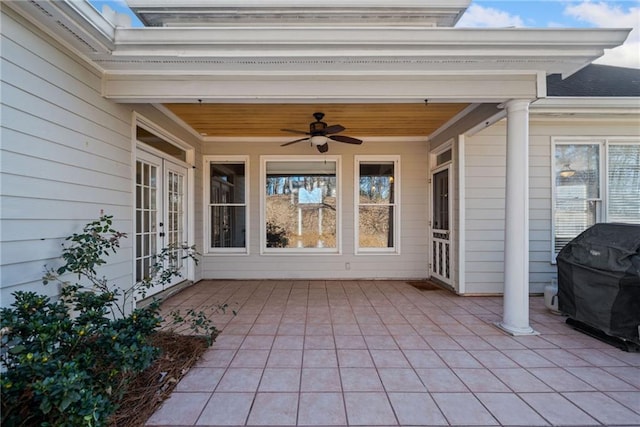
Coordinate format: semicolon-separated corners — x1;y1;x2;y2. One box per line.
436;149;452;166
265;161;337;249
358;160;396;250
359;206;394;248
555;144;600;198
211;163;245;203
608;144;640;224
359;162;395;204
137;126;186;162
211;206;246;248
209;161;247;250
554;144;600;253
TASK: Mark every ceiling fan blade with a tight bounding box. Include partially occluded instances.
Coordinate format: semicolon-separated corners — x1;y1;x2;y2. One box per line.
281;128;310;135
316;143;329;153
324;124;345;135
281;137;309;147
329;135;363;145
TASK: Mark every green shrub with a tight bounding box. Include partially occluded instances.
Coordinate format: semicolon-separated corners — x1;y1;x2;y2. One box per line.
266;222;289;248
0;216;198;427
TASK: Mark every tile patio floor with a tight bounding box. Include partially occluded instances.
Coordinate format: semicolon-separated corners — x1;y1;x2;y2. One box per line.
147;280;640;427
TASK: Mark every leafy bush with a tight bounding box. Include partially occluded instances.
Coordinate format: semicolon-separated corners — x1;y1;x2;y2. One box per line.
0;216;199;427
266;222;289;248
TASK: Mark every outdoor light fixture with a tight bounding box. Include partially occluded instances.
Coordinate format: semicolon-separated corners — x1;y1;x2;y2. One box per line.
309;135;329;146
559;163;576;178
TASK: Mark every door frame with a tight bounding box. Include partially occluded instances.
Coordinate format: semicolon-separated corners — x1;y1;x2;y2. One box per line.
429;142;456;290
132;113;196;303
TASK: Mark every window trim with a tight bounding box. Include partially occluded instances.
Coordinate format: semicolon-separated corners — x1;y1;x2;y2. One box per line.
260;155;342;255
354;155;401;255
204;155;250;255
551;137;640;263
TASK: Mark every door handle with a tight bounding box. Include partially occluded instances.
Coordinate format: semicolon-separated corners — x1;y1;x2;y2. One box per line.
159;232;165;237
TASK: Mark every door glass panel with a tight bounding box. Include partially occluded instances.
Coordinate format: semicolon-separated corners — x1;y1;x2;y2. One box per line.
136;161;142;184
135;159;159;282
431;164;451;285
167;170;185;270
433;169;449;231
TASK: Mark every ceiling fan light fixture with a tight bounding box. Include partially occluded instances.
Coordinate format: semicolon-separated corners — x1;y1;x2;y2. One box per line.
310;135;329;146
281;113;363;152
559;163;576;178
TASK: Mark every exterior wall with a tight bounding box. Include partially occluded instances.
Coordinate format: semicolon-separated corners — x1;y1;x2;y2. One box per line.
0;6;202;305
5;2;634;296
463;114;640;295
201;139;430;280
462;123;507;294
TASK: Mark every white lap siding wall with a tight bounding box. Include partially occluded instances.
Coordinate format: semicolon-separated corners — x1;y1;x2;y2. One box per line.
463;116;640;295
200;139;430;280
0;6;202;305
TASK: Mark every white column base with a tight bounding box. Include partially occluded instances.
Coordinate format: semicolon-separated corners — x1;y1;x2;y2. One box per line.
495;322;539;336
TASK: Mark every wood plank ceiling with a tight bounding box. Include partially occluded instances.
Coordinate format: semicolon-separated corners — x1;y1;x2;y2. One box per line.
163;103;469;137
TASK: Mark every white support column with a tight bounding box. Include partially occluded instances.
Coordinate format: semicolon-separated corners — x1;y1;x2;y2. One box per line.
498;99;538;336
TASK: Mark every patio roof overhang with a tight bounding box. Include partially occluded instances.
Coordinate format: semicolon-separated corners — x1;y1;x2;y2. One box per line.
126;0;472;28
101;26;628;102
5;0;632;138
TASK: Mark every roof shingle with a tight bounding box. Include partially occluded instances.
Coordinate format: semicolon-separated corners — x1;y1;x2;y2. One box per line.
547;64;640;97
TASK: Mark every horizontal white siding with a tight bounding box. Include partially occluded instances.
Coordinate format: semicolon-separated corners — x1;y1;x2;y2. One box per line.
0;7;134;304
0;7;202;304
461;124;506;294
201;139;429;280
528;117;640;293
464;115;640;295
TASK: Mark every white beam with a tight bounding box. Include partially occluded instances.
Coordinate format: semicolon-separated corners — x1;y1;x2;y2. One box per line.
103;73;539;102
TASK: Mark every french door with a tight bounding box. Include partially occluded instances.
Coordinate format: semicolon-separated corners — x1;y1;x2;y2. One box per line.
431;165;452;285
135;149;188;299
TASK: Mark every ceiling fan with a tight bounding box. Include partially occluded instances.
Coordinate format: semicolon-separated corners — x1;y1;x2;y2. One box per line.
281;112;363;153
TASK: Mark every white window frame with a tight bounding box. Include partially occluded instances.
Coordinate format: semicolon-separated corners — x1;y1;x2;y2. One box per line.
204;155;249;254
551;137;640;262
355;155;400;254
260;155;342;255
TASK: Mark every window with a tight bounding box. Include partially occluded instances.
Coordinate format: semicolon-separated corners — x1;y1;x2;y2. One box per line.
137;126;186;162
553;139;640;257
206;156;248;253
356;156;399;253
608;144;640;223
262;157;339;252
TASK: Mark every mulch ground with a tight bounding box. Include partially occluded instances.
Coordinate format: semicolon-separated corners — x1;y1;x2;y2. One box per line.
108;331;210;427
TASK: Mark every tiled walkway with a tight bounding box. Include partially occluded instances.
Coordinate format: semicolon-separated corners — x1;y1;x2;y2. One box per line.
147;280;640;426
